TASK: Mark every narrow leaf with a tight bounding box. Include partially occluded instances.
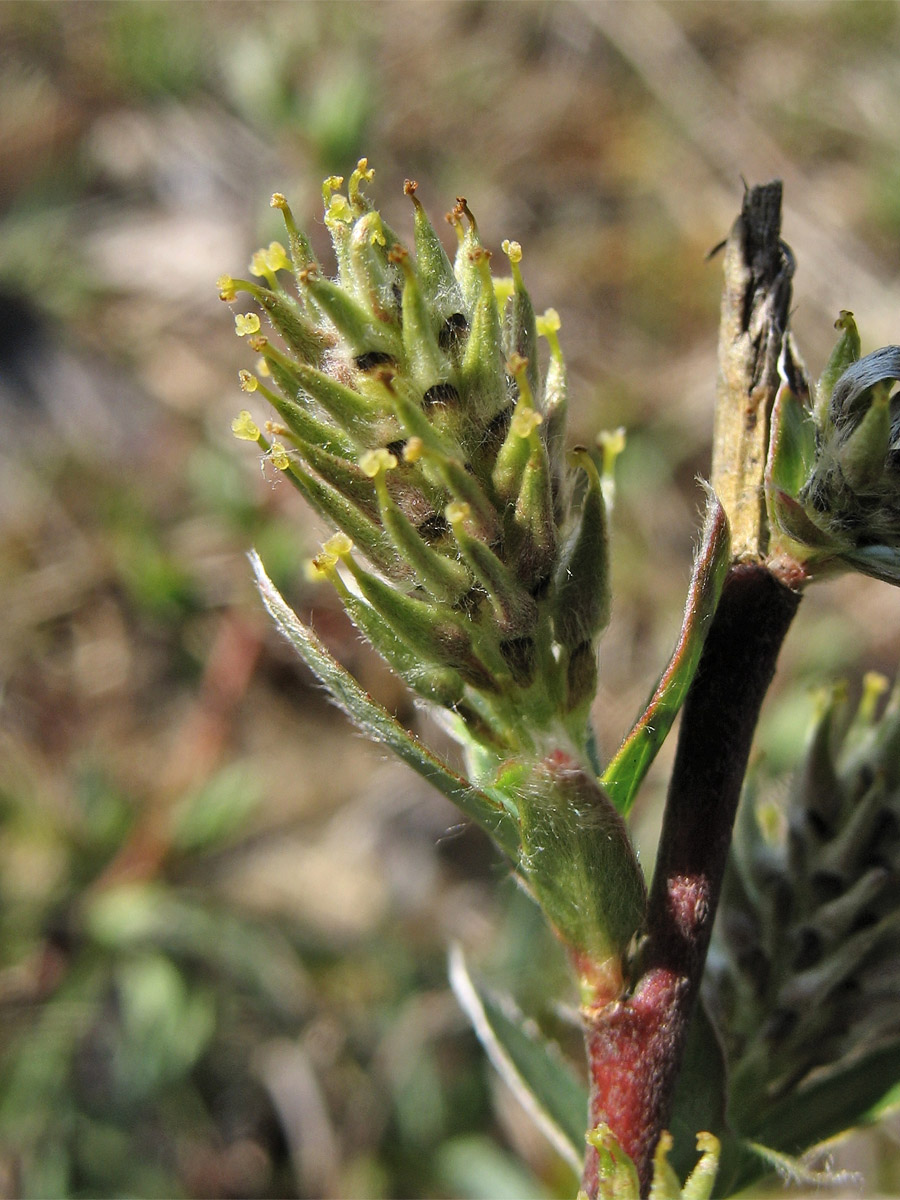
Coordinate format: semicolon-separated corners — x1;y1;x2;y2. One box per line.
602;496;731;815
748;1039;900;1158
250;551;519;857
448;943;587;1174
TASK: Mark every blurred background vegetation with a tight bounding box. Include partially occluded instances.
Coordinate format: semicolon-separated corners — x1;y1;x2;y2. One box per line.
2;2;900;1196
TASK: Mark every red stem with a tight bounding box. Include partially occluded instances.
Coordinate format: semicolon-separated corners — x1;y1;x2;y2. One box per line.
581;562;801;1195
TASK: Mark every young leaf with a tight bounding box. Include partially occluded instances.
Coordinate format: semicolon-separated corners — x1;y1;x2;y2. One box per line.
602;496;730;815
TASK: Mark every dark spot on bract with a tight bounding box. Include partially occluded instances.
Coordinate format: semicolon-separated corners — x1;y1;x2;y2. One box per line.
529;572;551;601
355;351;396;371
810;870;844;904
804;809;831;841
439;312;469;352
481;404;513;453
765;1008;797;1044
455;586;483;619
500;636;536;687
423;382;461;407
417;512;451;543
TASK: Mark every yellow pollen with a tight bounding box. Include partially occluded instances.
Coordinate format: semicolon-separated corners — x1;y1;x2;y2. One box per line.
323;532;353;558
238;370;258;393
537;308;561;336
403;437;424;464
445;501;471;525
326;194;353;223
270;193;287;209
501;239;522;265
256;357;271;377
235;312;261;337
511;408;542;439
231;410;260;441
249;250;268;277
216;274;237;301
359;448;398;477
597;427;626;460
269;442;291;470
265;241;290;272
306;556;332;581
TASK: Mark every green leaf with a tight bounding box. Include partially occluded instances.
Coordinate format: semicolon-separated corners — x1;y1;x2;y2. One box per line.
448;943;586;1175
602;495;731;815
747;1039;900;1158
250;551;519;858
668;1000;754;1196
765;380;815;501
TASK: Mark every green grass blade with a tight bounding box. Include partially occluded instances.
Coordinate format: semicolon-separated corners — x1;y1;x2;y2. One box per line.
448;943;587;1175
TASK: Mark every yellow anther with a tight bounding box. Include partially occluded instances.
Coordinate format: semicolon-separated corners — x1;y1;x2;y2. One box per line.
597;427;626;472
265;241;290;272
349;159;375;206
249;249;268;277
238;370;258;393
493;278;514;308
325;193;353;224
403;437;424;463
269;442;291;470
445;500;471;525
231;410;260;441
511;407;543;439
305;556;332;582
859;671;890;723
501;239;522;265
536;308;561;336
216;274;237;302
323;532;353;558
256;357;271;377
235;312;261;337
359;448;398;478
446;209;464;243
270;193;287;210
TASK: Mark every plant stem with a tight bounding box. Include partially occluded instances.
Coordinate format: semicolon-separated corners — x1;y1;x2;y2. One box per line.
580;562;800;1195
581;182;803;1196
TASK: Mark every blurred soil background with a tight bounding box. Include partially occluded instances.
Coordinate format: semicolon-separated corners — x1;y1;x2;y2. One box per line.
2;2;900;1196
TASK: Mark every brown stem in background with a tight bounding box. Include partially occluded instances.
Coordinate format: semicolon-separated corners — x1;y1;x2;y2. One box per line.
581;183;803;1196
